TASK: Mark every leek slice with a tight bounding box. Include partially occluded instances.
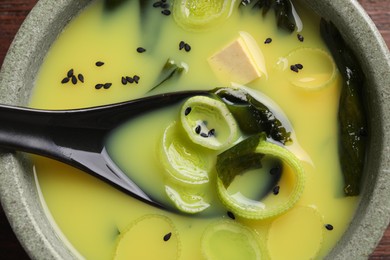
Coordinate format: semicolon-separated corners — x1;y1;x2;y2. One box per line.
114;215;180;259
165;185;210;214
284;47;336;90
160;121;210;185
216;133;305;220
173;0;235;31
180;96;238;150
201;220;268;260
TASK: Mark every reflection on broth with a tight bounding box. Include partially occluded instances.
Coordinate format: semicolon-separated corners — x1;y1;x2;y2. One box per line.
30;0;363;259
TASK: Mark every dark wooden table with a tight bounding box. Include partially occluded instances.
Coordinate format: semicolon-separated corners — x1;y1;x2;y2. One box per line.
0;0;389;259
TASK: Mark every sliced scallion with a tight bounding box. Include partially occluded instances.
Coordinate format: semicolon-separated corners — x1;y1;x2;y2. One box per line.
180;96;238;150
216;133;305;220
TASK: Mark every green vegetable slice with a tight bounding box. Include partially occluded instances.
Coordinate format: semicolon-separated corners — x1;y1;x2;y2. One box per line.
165;185;210;214
149;59;185;93
160;121;210;185
240;0;297;33
283;47;337;90
201;220;268;260
320;19;367;196
114;215;180;259
180;96;238;150
173;0;235;31
216;133;305;220
212;87;292;145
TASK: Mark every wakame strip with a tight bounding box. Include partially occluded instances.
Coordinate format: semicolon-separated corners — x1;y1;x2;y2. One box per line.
216;133;265;188
211;88;292;145
320;19;368;196
240;0;296;32
104;0;130;11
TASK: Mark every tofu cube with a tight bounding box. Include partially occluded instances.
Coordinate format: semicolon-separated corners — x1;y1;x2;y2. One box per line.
208;35;264;85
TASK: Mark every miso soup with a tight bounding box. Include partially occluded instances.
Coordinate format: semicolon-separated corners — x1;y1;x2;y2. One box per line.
30;0;365;259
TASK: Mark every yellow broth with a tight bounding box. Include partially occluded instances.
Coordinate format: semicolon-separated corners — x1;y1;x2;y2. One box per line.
30;0;359;259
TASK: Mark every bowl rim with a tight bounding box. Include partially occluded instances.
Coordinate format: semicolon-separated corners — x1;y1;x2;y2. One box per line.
0;0;390;259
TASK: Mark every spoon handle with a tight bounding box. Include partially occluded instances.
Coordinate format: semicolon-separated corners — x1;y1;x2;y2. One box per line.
0;90;207;208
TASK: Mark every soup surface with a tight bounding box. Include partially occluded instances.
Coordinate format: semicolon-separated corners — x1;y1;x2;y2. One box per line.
30;0;360;259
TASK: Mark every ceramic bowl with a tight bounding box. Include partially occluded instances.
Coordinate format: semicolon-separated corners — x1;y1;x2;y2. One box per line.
0;0;389;259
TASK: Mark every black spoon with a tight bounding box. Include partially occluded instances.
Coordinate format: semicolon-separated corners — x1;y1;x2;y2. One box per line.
0;90;208;210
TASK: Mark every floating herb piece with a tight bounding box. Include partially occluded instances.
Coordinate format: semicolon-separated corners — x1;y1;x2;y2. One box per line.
320;19;367;196
211;87;292;145
148;59;185;92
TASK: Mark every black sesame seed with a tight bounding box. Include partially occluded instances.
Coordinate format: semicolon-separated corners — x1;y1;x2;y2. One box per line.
71;75;77;85
121;77;127;85
325;224;334;231
208;129;215;137
67;69;74;78
95;61;105;67
78;74;84;83
295;63;303;70
137;47;146;53
153;1;162;7
184;43;191;52
61;77;70;84
163;232;172;241
95;84;104;89
195;125;201;134
200;133;209;138
133;75;140;84
297;34;304;42
264;38;272;44
103;83;112;89
161;9;171;15
273;185;280;195
161;3;169;8
184;107;192;116
227;211;235;220
179;41;185;50
290;65;299;73
161;0;166;2
126;76;134;83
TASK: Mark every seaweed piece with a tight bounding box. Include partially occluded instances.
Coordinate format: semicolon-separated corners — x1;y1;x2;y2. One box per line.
320;19;368;196
274;0;295;32
148;59;185;92
212;88;292;145
217;134;266;188
104;0;130;11
216;133;305;220
240;0;296;32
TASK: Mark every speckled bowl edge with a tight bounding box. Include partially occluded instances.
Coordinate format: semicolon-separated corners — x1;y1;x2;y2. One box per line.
0;0;389;259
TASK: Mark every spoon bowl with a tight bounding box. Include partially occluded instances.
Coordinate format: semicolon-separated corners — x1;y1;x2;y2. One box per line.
0;90;207;209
